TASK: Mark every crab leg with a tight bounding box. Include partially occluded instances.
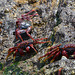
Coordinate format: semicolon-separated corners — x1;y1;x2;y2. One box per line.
29;13;38;18
26;26;35;41
15;29;24;41
30;44;38;53
8;47;18;52
34;38;48;41
48;44;61;51
63;44;75;49
21;9;36;20
17;32;24;41
13;48;25;60
6;49;16;60
50;51;60;63
38;52;51;60
21;10;35;17
17;40;29;47
22;10;38;20
34;38;51;44
13;49;18;60
35;41;50;44
34;37;51;43
43;48;59;62
15;30;18;40
38;47;60;60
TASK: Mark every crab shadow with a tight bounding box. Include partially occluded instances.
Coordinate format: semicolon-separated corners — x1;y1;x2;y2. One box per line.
4;51;37;67
33;56;62;70
15;50;37;61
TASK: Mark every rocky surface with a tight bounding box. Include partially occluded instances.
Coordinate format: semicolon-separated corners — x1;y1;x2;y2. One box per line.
0;0;75;75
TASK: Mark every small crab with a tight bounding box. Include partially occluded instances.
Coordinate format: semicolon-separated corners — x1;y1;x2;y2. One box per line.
38;44;75;63
6;38;51;60
16;9;38;41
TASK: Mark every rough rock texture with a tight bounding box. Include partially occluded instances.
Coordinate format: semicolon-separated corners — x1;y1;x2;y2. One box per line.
0;0;75;75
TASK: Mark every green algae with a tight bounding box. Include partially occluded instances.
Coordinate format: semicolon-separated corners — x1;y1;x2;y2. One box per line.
3;62;28;75
0;63;3;70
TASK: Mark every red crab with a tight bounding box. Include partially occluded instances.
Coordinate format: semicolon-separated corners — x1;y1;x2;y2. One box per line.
15;9;39;41
6;38;51;60
38;44;75;63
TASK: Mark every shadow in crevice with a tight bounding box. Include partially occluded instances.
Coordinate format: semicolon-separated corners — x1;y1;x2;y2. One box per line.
32;55;62;70
32;61;46;70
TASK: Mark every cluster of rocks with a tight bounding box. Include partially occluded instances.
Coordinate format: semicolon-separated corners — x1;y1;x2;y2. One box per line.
0;0;75;75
